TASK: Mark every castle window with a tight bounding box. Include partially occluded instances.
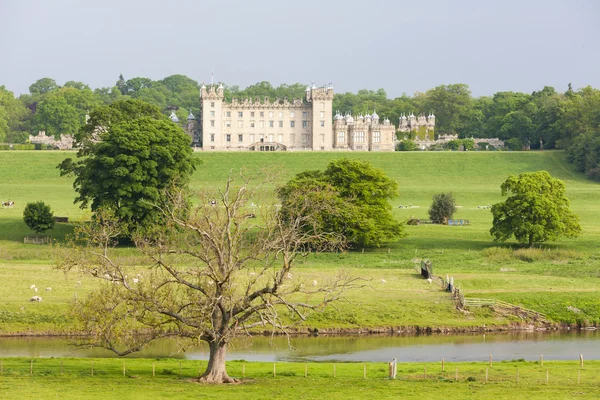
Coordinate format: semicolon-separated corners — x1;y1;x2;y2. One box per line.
250;121;255;128
210;134;215;142
210;111;215;117
290;121;295;128
290;111;295;118
278;112;283;118
238;134;243;142
259;121;264;128
269;111;273;118
226;134;231;142
320;121;325;127
354;131;365;143
302;120;308;128
238;112;243;118
268;134;274;142
302;111;308;118
320;111;325;118
250;134;255;142
210;120;215;127
337;131;345;143
278;121;283;128
226;111;231;118
302;134;308;143
237;121;243;128
211;102;215;107
260;112;264;117
226;120;231;127
251;112;255;117
278;134;283;142
269;120;274;128
373;131;381;143
321;102;325;109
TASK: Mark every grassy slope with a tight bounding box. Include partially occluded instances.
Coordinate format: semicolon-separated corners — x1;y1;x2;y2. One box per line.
1;150;599;332
0;358;599;399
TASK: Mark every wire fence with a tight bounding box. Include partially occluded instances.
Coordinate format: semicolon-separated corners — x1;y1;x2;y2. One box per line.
0;357;598;386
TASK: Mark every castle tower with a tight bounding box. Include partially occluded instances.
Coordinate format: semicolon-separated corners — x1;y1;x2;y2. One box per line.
306;84;334;150
200;84;225;150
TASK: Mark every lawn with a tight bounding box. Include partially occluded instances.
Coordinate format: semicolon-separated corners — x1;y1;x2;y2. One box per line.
1;150;599;333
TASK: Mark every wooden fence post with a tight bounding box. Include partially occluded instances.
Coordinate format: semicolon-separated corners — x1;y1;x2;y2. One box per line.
273;363;276;378
152;362;155;377
363;364;366;379
333;364;336;378
485;368;488;383
489;354;493;367
580;354;583;368
30;359;33;375
442;358;445;372
540;354;543;367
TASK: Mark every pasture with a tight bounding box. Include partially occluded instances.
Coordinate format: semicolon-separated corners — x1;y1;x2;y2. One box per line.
1;150;600;333
0;358;599;399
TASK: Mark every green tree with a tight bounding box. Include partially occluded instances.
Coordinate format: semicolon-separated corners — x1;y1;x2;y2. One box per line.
23;201;55;235
278;158;404;248
490;171;581;247
29;78;59;95
428;193;457;224
59;99;195;233
422;84;472;135
506;137;523;151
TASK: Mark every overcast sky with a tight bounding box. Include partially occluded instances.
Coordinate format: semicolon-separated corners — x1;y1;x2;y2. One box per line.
1;0;598;98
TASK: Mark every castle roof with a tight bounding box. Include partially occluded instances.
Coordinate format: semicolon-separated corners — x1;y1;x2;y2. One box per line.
187;111;195;120
169;111;179;123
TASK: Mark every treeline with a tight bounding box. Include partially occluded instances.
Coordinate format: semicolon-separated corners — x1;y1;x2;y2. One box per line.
0;76;598;179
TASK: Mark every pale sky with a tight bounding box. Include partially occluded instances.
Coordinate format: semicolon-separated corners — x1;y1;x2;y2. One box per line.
1;0;598;98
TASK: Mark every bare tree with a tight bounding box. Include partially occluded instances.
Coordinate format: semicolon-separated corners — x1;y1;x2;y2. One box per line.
57;170;361;383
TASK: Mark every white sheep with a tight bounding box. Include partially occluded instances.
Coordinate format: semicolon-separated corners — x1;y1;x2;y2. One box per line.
381;279;387;284
76;281;82;287
286;272;293;280
30;296;42;302
45;287;52;292
312;280;318;287
426;278;432;284
33;287;38;293
30;284;36;289
132;278;139;284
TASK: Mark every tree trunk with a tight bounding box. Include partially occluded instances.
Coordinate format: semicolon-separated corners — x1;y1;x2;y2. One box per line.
529;234;534;248
199;341;236;383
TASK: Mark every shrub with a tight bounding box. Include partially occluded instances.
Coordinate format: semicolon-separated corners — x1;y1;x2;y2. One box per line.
396;140;417;151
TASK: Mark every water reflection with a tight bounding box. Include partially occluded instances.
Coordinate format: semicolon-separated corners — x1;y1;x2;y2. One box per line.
0;330;598;362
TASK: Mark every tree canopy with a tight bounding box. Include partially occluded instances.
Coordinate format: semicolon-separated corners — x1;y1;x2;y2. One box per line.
23;201;55;235
490;171;581;247
58;99;195;233
278;158;405;248
428;193;457;224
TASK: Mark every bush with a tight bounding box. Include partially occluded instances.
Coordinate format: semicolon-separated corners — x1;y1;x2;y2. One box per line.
506;138;522;151
13;144;35;150
396;140;418;151
0;144;10;150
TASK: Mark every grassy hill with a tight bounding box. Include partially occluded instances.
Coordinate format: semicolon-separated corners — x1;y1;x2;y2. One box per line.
0;150;599;332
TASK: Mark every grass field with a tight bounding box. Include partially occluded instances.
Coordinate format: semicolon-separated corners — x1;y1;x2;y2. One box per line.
1;150;600;334
0;358;598;399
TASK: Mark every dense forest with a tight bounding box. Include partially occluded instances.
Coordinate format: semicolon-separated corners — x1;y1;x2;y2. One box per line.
0;75;599;179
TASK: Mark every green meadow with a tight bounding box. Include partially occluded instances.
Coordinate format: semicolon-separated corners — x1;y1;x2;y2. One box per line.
0;358;598;399
1;150;600;334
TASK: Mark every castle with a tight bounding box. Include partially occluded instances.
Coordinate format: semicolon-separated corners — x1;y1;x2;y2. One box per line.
171;84;435;151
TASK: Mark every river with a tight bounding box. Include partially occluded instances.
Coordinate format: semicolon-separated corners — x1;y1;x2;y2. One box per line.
1;330;598;362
